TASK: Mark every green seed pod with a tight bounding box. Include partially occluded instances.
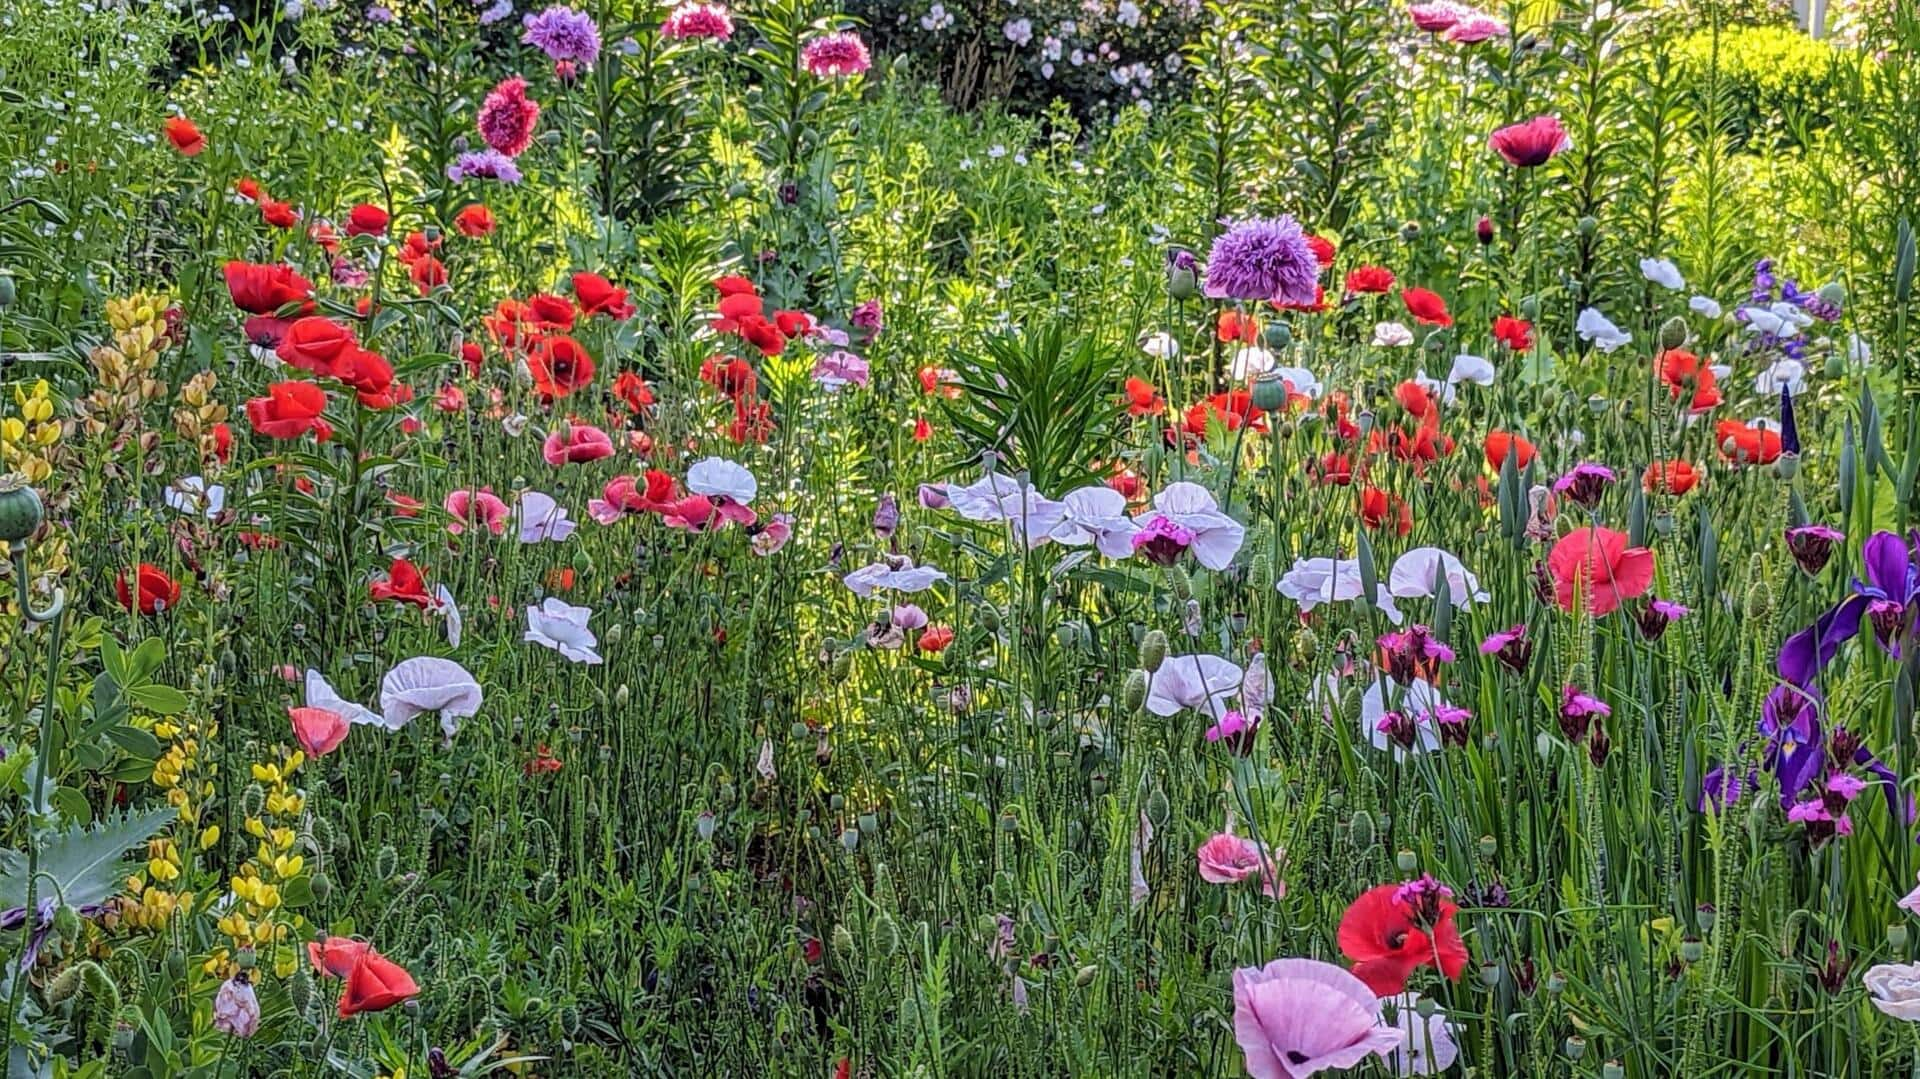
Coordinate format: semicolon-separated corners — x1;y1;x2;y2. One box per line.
1247;552;1275;592
1546;971;1566;995
1168;566;1193;601
1696;904;1717;933
1658;316;1689;351
1890;924;1909;951
1564;1036;1587;1061
833;922;856;958
1477;964;1501;989
1679;938;1704;962
1602;1063;1625;1079
1122;669;1148;713
840;828;860;852
375;845;399;880
873;912;901;957
0;476;46;544
1395;849;1417;873
165;948;186;982
1349;811;1376;848
1145;787;1170;827
1250;372;1290;412
53;904;79;942
46;965;84;1004
830;649;853;681
289;966;316;1018
999;811;1019;833
1139;630;1169;671
1478;835;1497;859
310;871;333;903
1576;216;1598;236
1819;280;1847;308
1075;964;1097;986
0;275;16;307
1774;453;1801;481
235;947;257;970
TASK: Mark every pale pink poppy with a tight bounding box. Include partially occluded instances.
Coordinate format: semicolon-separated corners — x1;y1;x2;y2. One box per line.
542;422;615;466
443;487;510;536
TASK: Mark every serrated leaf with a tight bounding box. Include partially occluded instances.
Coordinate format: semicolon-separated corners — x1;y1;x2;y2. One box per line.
0;806;177;912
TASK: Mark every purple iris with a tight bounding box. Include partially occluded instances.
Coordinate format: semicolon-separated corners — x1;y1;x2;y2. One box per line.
1777;530;1920;686
1754;684;1911;830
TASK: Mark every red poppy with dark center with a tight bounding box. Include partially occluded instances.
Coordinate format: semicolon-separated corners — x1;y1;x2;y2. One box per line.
713;275;758;297
409;255;447;294
736;314;788;356
1483;430;1536;471
245;381;329;439
454;203;496;237
276;317;357;377
1337;881;1469;997
116;563;181;615
700;355;757;399
1124;376;1165;417
1345;265;1395;295
345;203;389;236
1360;487;1412;535
164;116;206;155
527;293;576;329
527;336;597;398
1716;420;1782;465
224;261;316;316
1492;315;1533;352
572;272;635;319
1657;349;1721;412
1401;287;1453;327
369;558;434;608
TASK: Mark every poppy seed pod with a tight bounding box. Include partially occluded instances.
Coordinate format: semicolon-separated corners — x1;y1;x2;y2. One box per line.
1395;849;1417;872
1250;372;1290;412
0;474;46;543
1890;924;1910;951
1602;1064;1625;1079
1658;316;1689;350
1145;787;1169;826
1349;810;1376;848
1122;669;1148;713
0;274;16;306
1564;1036;1587;1061
1138;629;1168;671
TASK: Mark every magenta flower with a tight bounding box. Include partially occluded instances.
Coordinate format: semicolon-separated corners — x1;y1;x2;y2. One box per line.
1786;523;1844;575
1231;958;1402;1079
1445;11;1507;42
1196;833;1283;897
443;488;510;536
800;31;871;78
1406;0;1472;31
1488;116;1571;168
1552;462;1615;510
478;76;541;157
661;1;733;41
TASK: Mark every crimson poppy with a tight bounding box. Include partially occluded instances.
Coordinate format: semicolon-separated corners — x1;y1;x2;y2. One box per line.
613;371;655;413
164;116;206;156
713;275;757;297
260;199;299;229
409;255;447;294
1337;881;1469;997
116;563;181;615
1483;430;1536;471
224;261;316;316
1344;265;1395;295
1716;420;1782;465
735;314;787;357
277;317;357;377
1492;315;1533;352
345;203;389;236
1123;376;1165;417
527;293;576;328
1401;287;1452;327
573;272;635;319
336;950;419;1018
527;336;596;398
245;381;328;439
701;355;757;399
369;558;434;608
918;625;955;653
1307;234;1337;268
454;204;496;237
1644;459;1701;495
1658;349;1721;413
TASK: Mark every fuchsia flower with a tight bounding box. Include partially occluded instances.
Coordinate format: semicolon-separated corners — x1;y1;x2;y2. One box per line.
662;2;734;41
478;76;541;157
799;31;871;78
444;487;510;536
543;422;615;466
1488;116;1571;168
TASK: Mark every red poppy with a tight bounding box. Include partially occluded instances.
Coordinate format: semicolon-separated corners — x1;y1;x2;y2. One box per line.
1401;287;1452;327
527;293;577;329
224;261;316;316
245;381;329;439
1317;451;1354;486
409;255;447;295
912;416;932;441
1547;526;1655;615
918;625;955;653
1274;283;1329;314
1337;883;1470;997
164;116;206;156
1644;459;1700;495
276;317;357;377
1394;380;1438;420
1716;420;1781;465
715;292;764;325
573;272;635;319
454;204;496;238
613;371;655;413
369;557;433;608
713;275;758;297
345;203;389;237
234;177;264;202
1491;315;1533;352
308;220;341;255
336;950;420;1018
484;299;537;348
289;706;350;757
1344;265;1395;295
731;399;776;443
1123;376;1166;417
1385;412;1452;469
773;310;814;338
1216;309;1260;344
736;314;788;357
527;336;597;398
116;563;181;615
1483;431;1536;471
1307;234;1337;268
260;199;299;229
460;342;484;377
1360;487;1412;535
209;422;233;464
700;355;758;399
308;937;372;978
525;744;564;775
1657;349;1721;413
387;492;425;517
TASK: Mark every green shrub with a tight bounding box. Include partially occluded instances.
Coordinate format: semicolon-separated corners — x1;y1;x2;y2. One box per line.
1676;24;1851;147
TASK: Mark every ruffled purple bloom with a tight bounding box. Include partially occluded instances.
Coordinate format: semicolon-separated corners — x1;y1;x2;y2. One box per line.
521;5;601;64
448;149;524;185
1202;216;1321;306
1778;530;1920;686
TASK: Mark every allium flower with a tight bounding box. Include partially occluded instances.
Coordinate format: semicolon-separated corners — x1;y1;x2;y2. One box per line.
1487;116;1570;167
1202;216;1321;306
521;5;600;63
525;597;602;663
662;2;733;40
477;76;541;157
800;31;871;78
1230;958;1402;1079
448;149;523;185
212;975;261;1037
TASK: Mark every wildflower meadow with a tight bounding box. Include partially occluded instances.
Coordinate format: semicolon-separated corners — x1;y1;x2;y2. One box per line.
6;0;1920;1074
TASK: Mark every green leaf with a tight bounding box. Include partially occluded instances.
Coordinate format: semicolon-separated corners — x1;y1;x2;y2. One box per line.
0;806;176;912
126;686;187;716
102;724;162;761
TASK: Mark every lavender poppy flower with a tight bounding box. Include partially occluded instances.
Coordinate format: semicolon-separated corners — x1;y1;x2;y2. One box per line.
1231;957;1401;1079
1202;216;1321;306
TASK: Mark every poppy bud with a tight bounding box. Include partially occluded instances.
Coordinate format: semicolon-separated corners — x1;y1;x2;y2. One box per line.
1349;810;1376;848
1138;630;1168;671
1475;216;1494;245
165;948;187;981
1658;316;1689;350
831;650;853;681
1577;216;1597;236
1122;669;1148;713
1826;351;1847;379
858;812;878;834
1075;964;1098;986
1169;566;1193;600
1145;787;1169;826
1891;924;1910;951
833;922;856;958
1519;295;1540;319
614;684;630;707
310;871;332;902
1744;579;1772;620
1249;372;1290;413
1696;903;1717;933
873;912;901;957
1819;281;1846;307
1166;249;1198;300
1248;553;1274;591
46;965;83;1004
52;904;79;942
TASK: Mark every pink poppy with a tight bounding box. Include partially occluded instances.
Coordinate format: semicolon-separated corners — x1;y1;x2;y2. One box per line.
1546;526;1655;616
443;488;510;536
542;422;615;466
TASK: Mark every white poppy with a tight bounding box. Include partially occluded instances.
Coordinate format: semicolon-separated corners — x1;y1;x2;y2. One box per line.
1638;257;1685;291
1240;653;1273;716
164;475;226;518
1001;488;1068;550
1276;557;1405;624
1575;308;1631;352
1373;321;1415;348
1145;653;1244;719
1689;295;1723;319
378;657;483;739
1755;358;1807;397
944;474;1026;522
1386;993;1460;1077
1229;346;1274;380
433;584;462;648
843;559;950;598
1135;481;1244;571
516;491;576;543
1412;370;1456;408
1739;305;1799;338
305;669;382;728
686;457;757;504
1388;547;1489;606
1139;331;1179;359
1446;352;1495;386
1269;364;1323;399
524;597;602;664
1048;485;1140;558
